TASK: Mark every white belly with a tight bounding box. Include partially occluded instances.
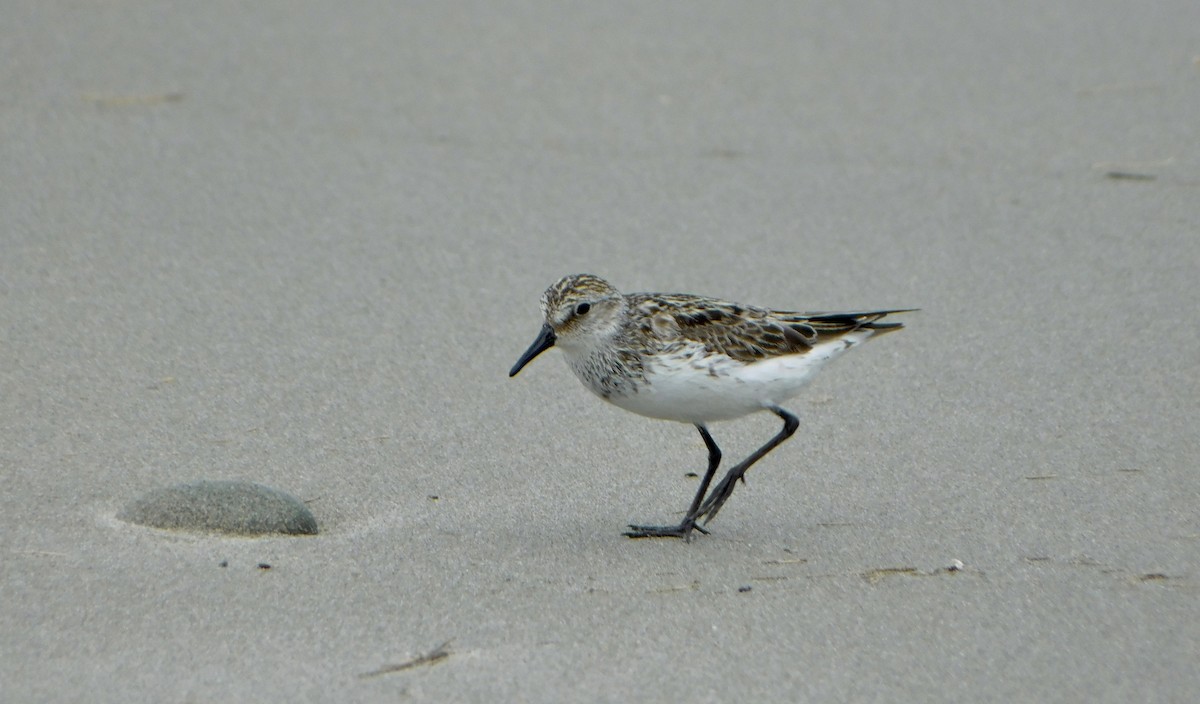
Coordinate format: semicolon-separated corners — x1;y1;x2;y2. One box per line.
597;332;873;424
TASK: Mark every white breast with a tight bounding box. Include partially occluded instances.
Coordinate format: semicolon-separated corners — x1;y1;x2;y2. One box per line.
598;332;875;424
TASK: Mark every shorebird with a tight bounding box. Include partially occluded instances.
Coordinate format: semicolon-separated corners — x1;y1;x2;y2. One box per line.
509;274;912;539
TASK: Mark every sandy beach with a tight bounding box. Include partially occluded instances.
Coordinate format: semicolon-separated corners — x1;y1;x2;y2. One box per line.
3;2;1198;701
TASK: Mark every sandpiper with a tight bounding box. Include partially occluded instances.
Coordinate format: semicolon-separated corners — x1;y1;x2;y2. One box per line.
509;274;912;539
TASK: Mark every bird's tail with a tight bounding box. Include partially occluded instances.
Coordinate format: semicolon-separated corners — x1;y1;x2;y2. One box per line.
804;309;917;335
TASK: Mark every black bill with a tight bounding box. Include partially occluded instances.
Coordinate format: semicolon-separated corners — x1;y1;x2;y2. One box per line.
509;324;557;377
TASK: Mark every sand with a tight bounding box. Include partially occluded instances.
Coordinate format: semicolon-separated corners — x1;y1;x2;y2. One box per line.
2;2;1198;701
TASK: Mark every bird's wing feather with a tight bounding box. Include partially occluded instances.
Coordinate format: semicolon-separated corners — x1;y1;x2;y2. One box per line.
630;294;813;363
631;295;911;363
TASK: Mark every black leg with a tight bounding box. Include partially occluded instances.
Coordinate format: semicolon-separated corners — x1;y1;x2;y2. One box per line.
695;407;799;525
625;424;721;540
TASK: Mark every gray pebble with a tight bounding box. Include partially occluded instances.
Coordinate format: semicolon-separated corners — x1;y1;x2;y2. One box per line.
118;480;318;536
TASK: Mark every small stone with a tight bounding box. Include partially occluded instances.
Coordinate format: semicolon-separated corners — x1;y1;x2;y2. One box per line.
118;480;318;536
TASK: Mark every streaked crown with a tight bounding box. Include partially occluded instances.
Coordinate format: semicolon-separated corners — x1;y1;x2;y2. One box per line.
541;274;621;322
535;274;627;349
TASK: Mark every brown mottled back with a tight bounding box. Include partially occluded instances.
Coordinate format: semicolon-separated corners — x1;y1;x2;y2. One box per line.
630;293;906;364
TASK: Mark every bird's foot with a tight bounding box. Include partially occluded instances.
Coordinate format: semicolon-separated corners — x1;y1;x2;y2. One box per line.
624;520;709;541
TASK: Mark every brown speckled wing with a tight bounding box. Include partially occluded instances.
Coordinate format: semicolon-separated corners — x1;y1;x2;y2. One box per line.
631;294;910;364
629;294;816;363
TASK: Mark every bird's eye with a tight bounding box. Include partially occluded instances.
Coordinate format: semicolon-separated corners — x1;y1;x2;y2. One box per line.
575;302;591;316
